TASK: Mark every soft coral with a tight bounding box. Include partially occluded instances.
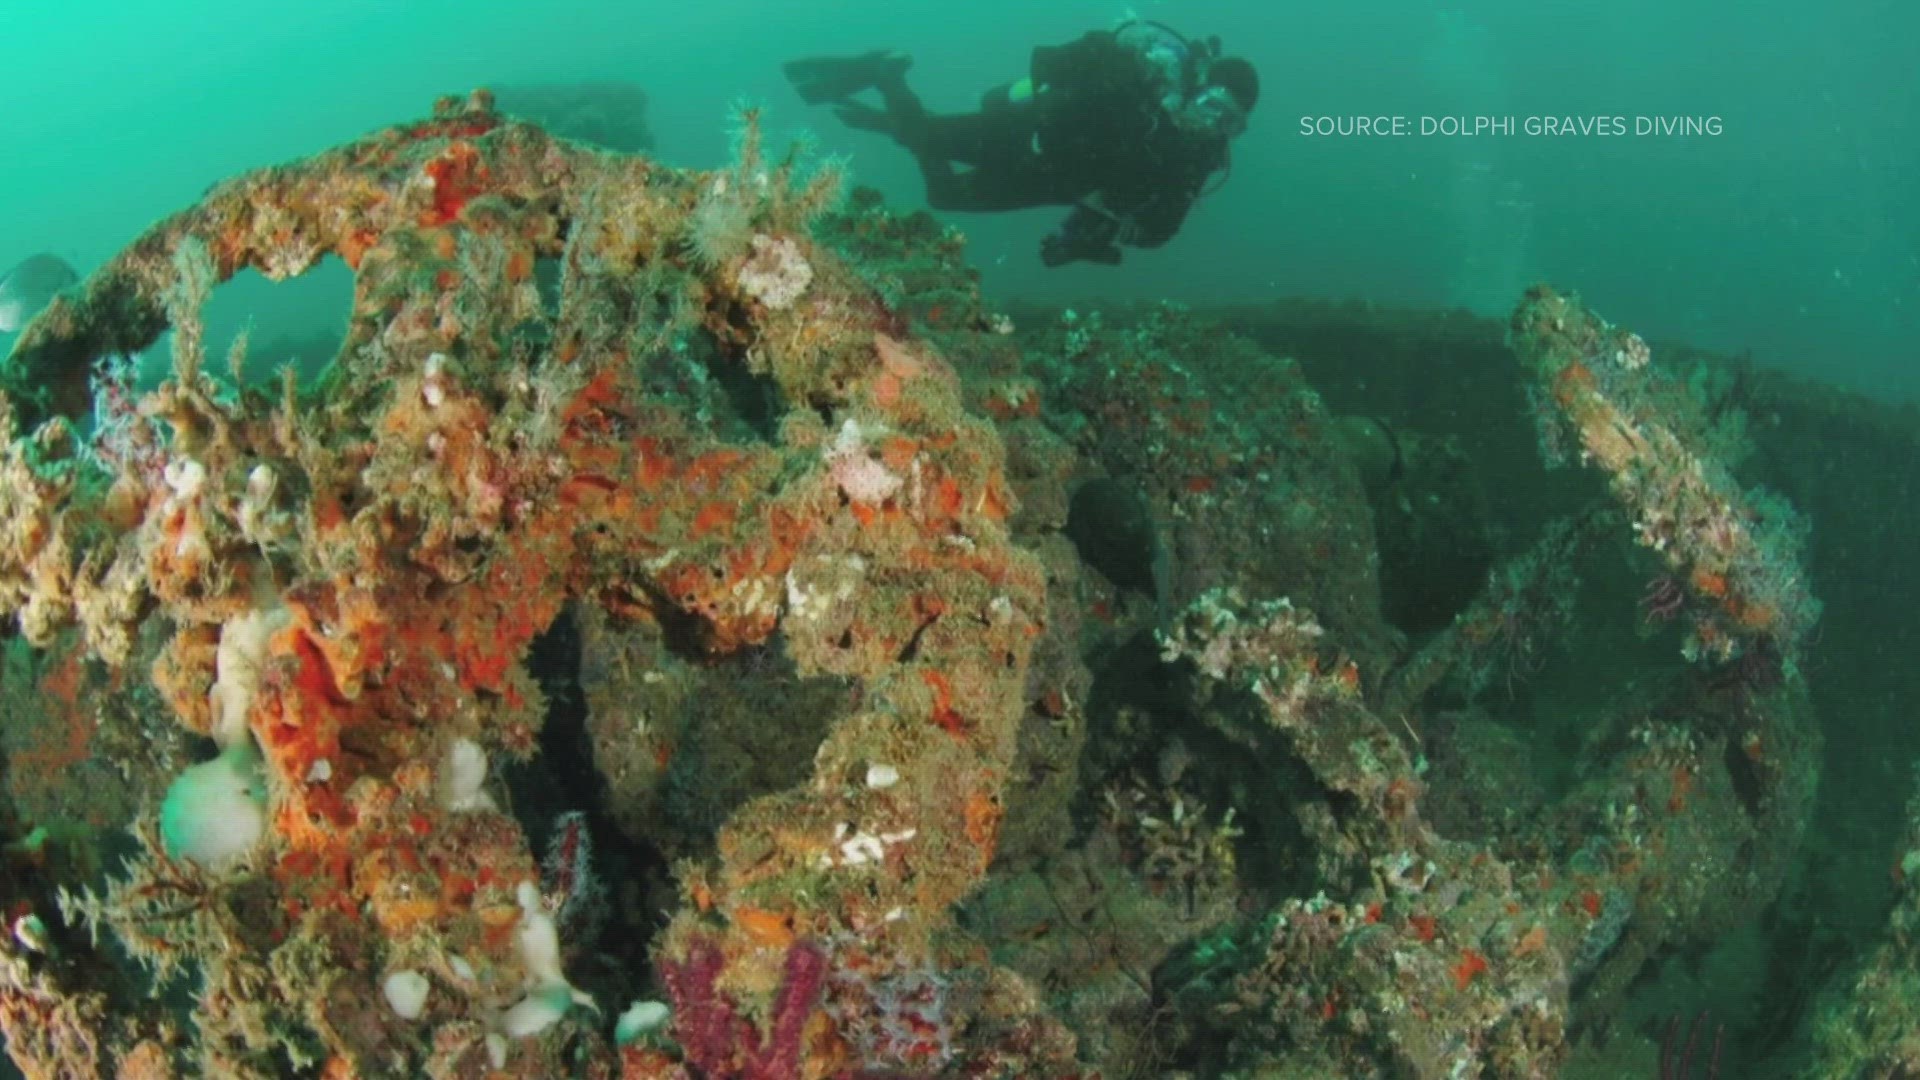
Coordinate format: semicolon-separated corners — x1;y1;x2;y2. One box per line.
658;936;827;1079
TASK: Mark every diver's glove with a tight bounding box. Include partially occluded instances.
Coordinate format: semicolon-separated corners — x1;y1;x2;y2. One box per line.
1041;205;1124;267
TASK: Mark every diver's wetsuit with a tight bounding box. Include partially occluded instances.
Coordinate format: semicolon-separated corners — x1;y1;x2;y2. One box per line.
864;31;1231;266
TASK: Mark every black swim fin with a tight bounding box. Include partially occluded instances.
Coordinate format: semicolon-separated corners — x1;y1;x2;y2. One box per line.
783;50;912;105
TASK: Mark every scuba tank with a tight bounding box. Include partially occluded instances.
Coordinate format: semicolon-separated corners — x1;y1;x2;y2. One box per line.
1113;19;1205;116
1112;20;1244;140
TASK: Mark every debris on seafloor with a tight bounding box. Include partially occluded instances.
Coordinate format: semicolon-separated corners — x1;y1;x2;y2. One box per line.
0;87;1873;1080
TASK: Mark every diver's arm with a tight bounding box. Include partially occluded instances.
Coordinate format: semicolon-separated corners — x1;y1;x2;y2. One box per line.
1111;143;1227;249
1115;187;1197;248
1040;203;1123;267
1040;174;1199;265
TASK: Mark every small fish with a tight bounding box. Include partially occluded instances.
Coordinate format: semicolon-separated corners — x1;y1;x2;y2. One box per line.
0;253;79;333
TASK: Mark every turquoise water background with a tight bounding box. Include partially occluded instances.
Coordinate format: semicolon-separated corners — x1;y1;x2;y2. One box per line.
1;0;1912;398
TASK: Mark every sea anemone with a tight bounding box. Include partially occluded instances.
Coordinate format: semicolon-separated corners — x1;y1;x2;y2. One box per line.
684;176;755;268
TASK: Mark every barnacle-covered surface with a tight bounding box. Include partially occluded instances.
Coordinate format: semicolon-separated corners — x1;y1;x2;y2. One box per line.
0;91;1914;1080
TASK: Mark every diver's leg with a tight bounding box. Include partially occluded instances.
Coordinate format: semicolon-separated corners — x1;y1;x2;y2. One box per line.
783;50;912;105
873;70;930;130
833;73;943;147
900;91;1041;169
834;96;1015;170
900;93;1069;212
833;72;1047;209
918;164;1004;211
918;160;1062;212
830;70;936;144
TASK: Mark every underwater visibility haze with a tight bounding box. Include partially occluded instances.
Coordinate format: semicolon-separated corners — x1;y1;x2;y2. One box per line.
0;2;1915;1078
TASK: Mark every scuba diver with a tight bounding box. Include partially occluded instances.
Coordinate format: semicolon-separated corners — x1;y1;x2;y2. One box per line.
784;21;1258;267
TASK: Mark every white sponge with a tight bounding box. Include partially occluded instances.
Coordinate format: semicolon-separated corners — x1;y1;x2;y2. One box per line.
501;880;595;1038
159;741;268;867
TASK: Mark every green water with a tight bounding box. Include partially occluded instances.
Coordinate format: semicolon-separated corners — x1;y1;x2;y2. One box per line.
1;0;1913;399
